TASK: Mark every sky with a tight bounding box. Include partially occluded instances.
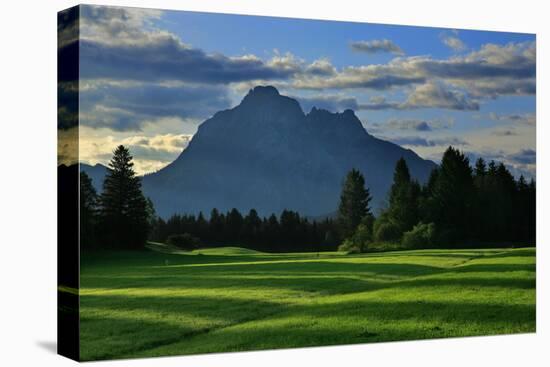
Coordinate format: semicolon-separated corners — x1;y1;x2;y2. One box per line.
61;5;536;178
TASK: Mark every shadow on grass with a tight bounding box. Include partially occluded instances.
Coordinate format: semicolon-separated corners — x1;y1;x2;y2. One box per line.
80;291;536;361
78;247;536;360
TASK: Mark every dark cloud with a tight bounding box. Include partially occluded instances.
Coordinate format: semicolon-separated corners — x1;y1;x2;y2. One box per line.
388;136;469;147
74;5;300;84
489;112;536;126
80;40;298;84
369;118;454;133
358;97;402;110
57;82;79;130
294;95;359;112
80;83;231;131
350;39;404;55
508;149;536;164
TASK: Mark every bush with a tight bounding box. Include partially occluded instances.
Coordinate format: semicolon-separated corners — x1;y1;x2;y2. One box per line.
166;233;201;250
338;217;373;254
401;222;436;248
373;214;402;242
338;239;362;254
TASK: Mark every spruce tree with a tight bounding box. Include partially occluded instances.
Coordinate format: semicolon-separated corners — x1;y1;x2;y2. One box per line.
429;146;474;243
99;145;150;249
338;169;373;238
244;209;262;244
387;158;420;233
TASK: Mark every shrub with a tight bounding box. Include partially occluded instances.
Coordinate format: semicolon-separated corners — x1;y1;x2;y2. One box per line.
401;222;436;249
166;233;201;250
373;214;402;242
338;239;362;254
338;218;373;254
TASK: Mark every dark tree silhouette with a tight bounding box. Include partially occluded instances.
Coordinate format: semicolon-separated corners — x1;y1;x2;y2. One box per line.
243;209;262;244
80;171;98;249
98;145;150;249
338;169;373;238
226;208;244;243
425;147;475;243
387;158;421;233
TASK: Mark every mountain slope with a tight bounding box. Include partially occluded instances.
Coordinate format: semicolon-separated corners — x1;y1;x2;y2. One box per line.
80;163;108;193
142;86;437;218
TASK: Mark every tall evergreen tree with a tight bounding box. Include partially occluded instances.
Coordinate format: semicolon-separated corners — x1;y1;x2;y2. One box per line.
98;145;150;249
226;208;244;243
338;169;372;238
209;208;224;243
387;158;421;233
243;209;262;244
428;146;474;243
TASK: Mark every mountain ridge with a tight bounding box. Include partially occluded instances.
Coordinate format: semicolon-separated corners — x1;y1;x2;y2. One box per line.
141;86;437;218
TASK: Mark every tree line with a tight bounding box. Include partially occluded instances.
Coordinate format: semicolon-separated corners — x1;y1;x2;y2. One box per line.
150;209;340;252
80;145;535;252
338;146;535;253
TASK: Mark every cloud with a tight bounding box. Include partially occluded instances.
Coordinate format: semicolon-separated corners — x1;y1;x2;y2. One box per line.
79;83;231;131
80;5;164;46
292;42;535;101
80;130;193;174
58;7;79;49
358;96;402;110
464;150;535;179
508;148;536;164
350;39;404;55
441;31;467;52
77;6;301;84
387;136;469;147
293;67;425;90
489;112;536;126
443;36;466;51
377;117;454;132
80;40;300;84
402;82;479;110
73;4;535;115
358;82;479;111
491;129;518;136
305;58;336;76
293;95;359;112
58;81;79;129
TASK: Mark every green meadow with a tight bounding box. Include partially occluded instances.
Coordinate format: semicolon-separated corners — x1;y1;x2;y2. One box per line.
77;245;536;361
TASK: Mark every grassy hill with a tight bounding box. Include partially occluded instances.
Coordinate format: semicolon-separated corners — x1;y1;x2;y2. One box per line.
77;246;536;361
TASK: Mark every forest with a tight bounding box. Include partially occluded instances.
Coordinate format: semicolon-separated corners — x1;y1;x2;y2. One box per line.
80;145;535;253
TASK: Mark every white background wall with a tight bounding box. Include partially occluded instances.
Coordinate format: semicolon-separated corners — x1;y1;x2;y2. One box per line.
0;0;547;365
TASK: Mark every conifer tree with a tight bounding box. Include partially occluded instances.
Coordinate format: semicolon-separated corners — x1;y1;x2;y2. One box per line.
429;146;474;243
99;145;150;249
338;169;372;238
387;158;420;233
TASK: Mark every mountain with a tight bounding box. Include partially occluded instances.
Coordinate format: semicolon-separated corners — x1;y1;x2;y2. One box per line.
142;86;437;218
80;163;108;193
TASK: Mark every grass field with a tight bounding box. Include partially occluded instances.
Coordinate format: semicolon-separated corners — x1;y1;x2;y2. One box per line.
77;244;536;361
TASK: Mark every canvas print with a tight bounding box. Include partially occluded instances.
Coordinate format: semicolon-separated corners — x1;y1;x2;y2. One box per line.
58;4;536;361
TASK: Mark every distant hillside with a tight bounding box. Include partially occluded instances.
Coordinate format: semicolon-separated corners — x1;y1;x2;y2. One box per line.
141;86;437;218
80;163;108;193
